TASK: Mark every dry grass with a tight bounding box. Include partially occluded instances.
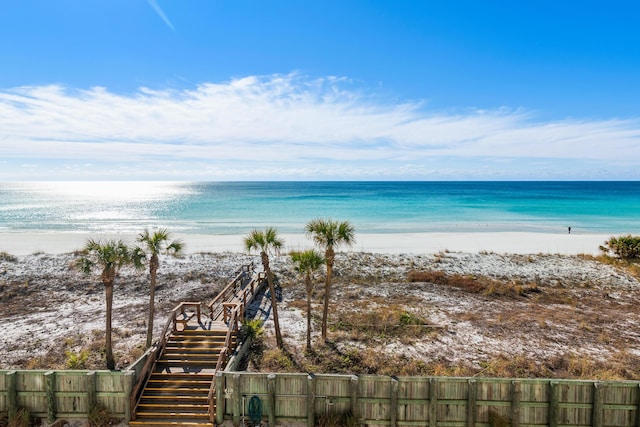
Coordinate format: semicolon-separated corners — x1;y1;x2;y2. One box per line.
263;255;640;380
330;303;436;344
21;328;145;370
580;253;640;280
407;270;540;298
0;251;18;262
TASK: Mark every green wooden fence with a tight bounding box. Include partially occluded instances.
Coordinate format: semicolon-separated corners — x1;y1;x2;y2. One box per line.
215;372;640;427
0;368;136;423
3;367;640;426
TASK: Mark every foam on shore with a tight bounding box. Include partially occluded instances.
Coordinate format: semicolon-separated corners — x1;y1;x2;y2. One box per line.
0;231;611;256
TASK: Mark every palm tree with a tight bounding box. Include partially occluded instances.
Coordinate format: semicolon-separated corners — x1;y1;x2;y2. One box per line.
290;250;325;351
77;238;132;370
305;218;355;340
135;229;184;348
244;227;285;349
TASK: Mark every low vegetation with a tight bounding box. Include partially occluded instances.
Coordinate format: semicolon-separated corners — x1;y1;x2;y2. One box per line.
599;234;640;260
4;249;640;382
251;251;640;380
583;253;640;281
0;251;17;262
88;403;118;427
407;270;540;297
0;407;31;427
316;411;360;427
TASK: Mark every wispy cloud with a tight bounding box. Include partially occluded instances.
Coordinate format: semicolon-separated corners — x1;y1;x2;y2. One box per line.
146;0;174;31
1;74;639;180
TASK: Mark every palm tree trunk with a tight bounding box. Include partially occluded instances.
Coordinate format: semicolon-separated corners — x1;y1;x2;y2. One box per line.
321;248;335;340
263;252;283;349
105;282;115;370
306;273;312;351
146;257;158;349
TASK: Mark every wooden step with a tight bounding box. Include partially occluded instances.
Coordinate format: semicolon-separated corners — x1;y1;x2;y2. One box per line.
130;419;213;427
158;359;220;365
168;334;229;340
164;344;223;349
140;395;208;403
136;411;210;419
172;330;228;336
166;340;230;347
142;385;210;394
161;352;221;358
164;346;224;352
130;423;212;427
142;387;210;396
166;339;231;347
137;403;209;411
132;306;241;425
149;372;213;380
147;377;212;385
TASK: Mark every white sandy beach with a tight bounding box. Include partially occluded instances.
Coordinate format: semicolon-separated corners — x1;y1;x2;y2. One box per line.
0;231;612;256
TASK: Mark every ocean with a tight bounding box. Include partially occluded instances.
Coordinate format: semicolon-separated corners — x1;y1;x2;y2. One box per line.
0;181;639;236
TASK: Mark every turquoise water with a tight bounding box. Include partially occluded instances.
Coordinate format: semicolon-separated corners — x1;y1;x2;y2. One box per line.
0;181;639;235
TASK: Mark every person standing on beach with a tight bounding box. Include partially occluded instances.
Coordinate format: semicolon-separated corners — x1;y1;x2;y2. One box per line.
568;226;571;234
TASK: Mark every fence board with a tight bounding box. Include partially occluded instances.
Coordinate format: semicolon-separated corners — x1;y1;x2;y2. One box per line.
275;374;307;419
219;374;640;426
0;369;130;420
4;369;640;426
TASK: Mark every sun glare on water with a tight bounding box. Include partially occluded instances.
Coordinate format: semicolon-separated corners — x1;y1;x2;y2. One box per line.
32;181;190;202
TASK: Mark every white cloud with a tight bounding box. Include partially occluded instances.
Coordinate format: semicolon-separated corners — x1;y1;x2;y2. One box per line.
1;73;639;180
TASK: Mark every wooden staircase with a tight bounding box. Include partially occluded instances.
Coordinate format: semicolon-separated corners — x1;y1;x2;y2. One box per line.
130;328;235;427
129;264;265;427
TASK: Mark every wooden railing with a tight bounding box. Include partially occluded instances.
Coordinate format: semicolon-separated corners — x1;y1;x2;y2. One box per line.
208;308;238;423
207;263;255;321
128;262;266;423
207;270;268;423
129;301;203;420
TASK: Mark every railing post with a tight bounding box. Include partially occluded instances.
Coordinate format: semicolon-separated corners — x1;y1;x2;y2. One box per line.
86;371;97;411
307;374;316;427
45;371;56;423
216;371;225;426
467;379;476;427
549;381;559;427
429;378;438;427
636;383;640;427
268;374;277;427
7;371;17;418
511;380;521;427
232;373;241;427
172;310;177;331
592;382;604;427
123;371;133;423
350;375;359;419
390;377;399;427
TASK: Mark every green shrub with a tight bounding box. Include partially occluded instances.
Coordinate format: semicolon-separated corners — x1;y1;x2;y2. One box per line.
600;235;640;260
65;350;89;369
241;319;264;341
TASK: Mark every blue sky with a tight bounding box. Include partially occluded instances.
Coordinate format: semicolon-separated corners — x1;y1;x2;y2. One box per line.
1;1;639;180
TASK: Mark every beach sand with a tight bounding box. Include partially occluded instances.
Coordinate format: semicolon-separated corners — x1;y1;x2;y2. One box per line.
2;247;640;374
0;231;611;256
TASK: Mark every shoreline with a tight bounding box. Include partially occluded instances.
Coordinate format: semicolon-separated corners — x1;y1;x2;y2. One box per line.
0;231;613;256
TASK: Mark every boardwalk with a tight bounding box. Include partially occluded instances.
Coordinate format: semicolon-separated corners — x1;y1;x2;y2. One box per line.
129;264;266;427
